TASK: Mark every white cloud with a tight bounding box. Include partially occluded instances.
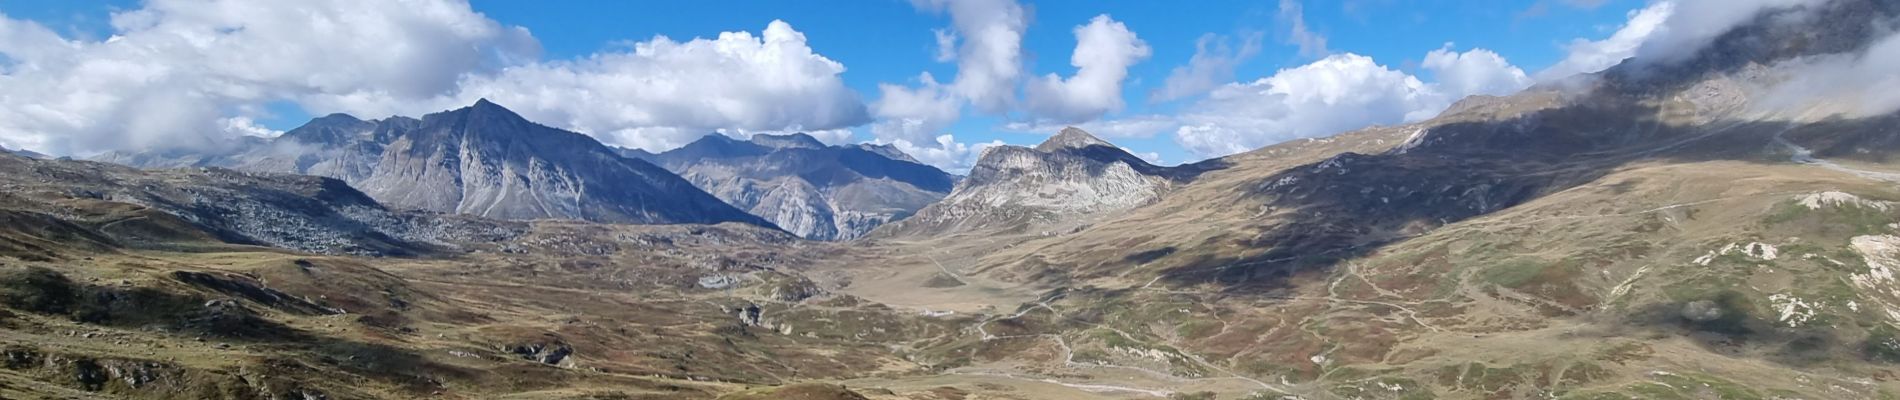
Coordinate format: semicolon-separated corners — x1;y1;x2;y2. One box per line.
1631;0;1825;65
219;116;283;138
0;0;537;155
933;28;958;62
870;72;962;144
1120;146;1163;165
1173;54;1441;158
1752;27;1900;118
913;0;1028;114
1002;115;1176;139
1538;0;1828;82
803;129;858;146
1152;32;1264;103
1022;15;1150;124
437;20;869;152
1423;44;1533;98
1536;1;1673;81
1168;46;1530;159
0;2;869;156
1278;0;1329;57
883;134;1004;174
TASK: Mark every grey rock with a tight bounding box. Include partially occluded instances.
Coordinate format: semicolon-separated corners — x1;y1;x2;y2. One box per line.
631;132;954;240
94;99;772;228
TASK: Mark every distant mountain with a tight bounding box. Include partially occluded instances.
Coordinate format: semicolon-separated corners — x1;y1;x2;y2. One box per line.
871;127;1180;238
626;133;954;240
0;146;48;160
95;100;773;228
0;151;521;256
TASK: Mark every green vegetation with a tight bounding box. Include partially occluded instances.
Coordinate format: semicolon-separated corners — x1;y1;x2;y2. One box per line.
0;266;78;314
1479;258;1549;288
1864;326;1900;363
1762;200;1897;238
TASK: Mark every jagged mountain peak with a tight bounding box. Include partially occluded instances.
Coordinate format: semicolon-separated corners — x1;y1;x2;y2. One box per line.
432;99;532;129
750;133;827;149
1035;127;1114;152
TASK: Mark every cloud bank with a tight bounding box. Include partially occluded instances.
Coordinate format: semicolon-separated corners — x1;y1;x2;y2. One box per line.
0;0;868;156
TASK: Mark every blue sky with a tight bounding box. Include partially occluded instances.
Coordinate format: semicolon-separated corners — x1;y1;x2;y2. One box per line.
0;0;1660;170
468;0;1647;165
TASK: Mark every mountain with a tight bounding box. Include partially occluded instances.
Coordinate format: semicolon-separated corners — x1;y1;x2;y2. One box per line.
629;132;954;240
0;145;48;160
871;127;1184;238
95;99;772;228
803;1;1900;398
0;152;519;257
20;1;1900;399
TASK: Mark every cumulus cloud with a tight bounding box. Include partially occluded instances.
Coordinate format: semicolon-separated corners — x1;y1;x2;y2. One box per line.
882;134;1005;174
1172;54;1440;157
870;72;962;144
438;20;869;152
0;0;537;155
1536;1;1674;81
1164;46;1532;159
1423;44;1534;98
913;0;1028;114
1022;15;1150;124
0;1;869;157
1151;33;1263;103
219;116;283;138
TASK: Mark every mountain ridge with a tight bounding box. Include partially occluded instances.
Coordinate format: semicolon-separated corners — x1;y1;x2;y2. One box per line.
631;132;955;240
94;99;774;228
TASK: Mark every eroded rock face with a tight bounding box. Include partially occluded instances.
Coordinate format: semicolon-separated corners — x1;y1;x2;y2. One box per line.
874;127;1177;237
630;133;954;240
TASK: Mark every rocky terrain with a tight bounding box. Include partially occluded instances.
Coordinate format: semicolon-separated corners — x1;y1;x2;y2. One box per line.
95;100;771;228
9;0;1900;399
626;133;953;241
872;127;1199;239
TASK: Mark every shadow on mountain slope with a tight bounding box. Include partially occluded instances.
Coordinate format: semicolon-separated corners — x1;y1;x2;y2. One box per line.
1153;100;1899;293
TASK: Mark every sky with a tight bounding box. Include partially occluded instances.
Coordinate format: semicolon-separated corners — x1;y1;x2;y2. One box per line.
0;0;1792;172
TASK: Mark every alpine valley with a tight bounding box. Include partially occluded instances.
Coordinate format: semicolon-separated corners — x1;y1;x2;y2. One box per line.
4;0;1900;399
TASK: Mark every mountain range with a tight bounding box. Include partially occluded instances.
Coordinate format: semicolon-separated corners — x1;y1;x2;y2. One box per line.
95;99;772;228
623;132;954;240
9;0;1900;399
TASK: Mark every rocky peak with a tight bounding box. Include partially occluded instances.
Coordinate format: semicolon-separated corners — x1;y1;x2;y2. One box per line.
750;133;827;149
280;113;375;146
873;128;1174;238
1035;127;1114;152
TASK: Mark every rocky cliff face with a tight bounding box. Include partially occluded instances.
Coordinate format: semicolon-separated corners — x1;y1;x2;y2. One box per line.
872;127;1175;238
94;100;772;228
631;133;953;240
